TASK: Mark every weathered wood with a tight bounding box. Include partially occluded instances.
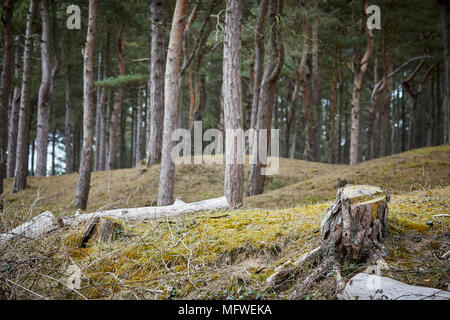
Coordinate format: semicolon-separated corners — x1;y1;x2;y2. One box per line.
0;196;230;248
320;184;390;263
267;185;391;299
339;272;450;300
80;217;123;247
0;211;62;249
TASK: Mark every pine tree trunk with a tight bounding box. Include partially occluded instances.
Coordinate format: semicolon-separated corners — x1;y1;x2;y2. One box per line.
94;49;103;171
13;0;39;193
98;32;110;171
74;0;97;210
438;0;450;144
107;26;125;171
157;0;189;206
311;0;321;162
146;0;166;166
247;0;284;196
119;100;127;169
7;37;22;178
249;0;269;156
350;0;373;165
64;68;74;175
35;0;53;177
135;88;144;166
223;0;244;208
0;0;15;196
327;44;338;164
287;73;300;159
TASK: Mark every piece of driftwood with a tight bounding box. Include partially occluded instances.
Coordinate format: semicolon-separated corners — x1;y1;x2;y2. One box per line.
267;185;391;299
338;272;450;300
0;196;229;248
79;217;123;247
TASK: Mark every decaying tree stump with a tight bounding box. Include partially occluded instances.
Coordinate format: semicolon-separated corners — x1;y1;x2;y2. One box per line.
268;185;390;299
320;184;389;264
79;217;123;248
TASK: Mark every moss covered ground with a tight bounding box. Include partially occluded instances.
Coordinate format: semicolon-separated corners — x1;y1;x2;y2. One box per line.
0;146;449;299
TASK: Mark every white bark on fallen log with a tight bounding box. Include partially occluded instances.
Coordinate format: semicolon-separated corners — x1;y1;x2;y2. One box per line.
0;211;61;249
0;196;229;249
338;273;450;300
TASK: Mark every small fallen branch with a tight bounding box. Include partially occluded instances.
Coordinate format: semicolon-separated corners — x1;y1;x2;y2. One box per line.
0;196;229;249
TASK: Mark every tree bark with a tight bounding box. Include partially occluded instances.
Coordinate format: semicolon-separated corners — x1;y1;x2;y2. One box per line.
1;0;16;189
146;0;166;166
98;32;110;171
379;29;396;157
35;0;53;177
64;67;74;175
327;44;338;164
286;70;300;159
223;0;244;208
247;0;284;196
349;0;373;165
135;87;145;166
0;0;15;196
438;0;450;144
74;0;98;210
268;185;390;298
13;0;39;193
311;0;321;162
7;36;22;178
249;0;269;156
107;26;125;171
157;0;189;206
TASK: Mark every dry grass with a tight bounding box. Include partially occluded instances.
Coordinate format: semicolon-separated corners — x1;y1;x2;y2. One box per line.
0;146;449;299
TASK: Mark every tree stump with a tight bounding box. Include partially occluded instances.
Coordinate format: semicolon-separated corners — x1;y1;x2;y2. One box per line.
320;184;389;264
267;185;390;299
79;217;123;248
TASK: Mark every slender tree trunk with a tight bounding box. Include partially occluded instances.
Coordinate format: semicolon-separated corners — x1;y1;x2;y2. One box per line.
119;99;126;169
35;0;53;177
379;31;396;157
249;0;269;155
94;49;103;171
247;0;284;196
299;4;313;161
349;0;373;165
146;0;166;165
438;0;450;144
135;87;145;166
223;0;244;207
157;0;189;206
74;0;97;210
0;0;15;196
13;0;39;193
368;53;379;160
287;71;300;159
311;0;321;162
327;44;338;164
64;67;74;174
426;77;434;147
435;65;442;145
98;32;110;171
7;37;23;178
336;54;344;163
107;26;125;170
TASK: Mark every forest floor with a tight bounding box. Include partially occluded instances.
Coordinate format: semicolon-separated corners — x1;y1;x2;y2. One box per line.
0;145;449;299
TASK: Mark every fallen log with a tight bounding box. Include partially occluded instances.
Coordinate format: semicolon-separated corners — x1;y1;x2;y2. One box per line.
0;196;229;249
339;273;450;300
